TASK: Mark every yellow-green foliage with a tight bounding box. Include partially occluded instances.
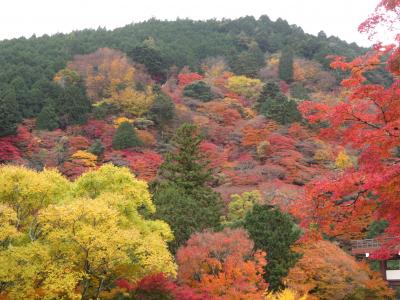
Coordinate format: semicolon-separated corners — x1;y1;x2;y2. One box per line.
226;75;263;100
0;164;176;299
266;288;308;300
335;150;353;170
107;85;154;117
222;190;261;226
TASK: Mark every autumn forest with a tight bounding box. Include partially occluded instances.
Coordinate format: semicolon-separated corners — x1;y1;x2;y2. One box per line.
0;0;400;299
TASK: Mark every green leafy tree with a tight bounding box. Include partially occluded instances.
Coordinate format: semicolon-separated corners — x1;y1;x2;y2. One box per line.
222;190;261;228
36;102;59;131
257;82;302;125
0;86;20;137
183;81;214;102
279;48;294;82
153;123;222;252
244;204;301;292
112;121;144;150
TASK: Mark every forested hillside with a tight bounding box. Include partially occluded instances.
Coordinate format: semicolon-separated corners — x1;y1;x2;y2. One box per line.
0;3;399;299
0;16;384;120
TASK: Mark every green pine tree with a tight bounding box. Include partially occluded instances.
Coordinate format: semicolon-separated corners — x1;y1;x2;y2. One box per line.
278;48;294;82
112;122;143;150
159;123;212;189
244;204;301;292
153;123;223;252
36;103;59;131
0;86;20;137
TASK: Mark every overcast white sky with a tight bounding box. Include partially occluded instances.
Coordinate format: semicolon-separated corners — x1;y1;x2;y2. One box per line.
0;0;379;46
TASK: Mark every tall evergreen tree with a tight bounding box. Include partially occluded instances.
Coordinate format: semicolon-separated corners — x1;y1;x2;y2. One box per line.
112;122;143;150
153;123;222;253
158;123;212;190
36;102;59;131
244;204;301;292
278;48;294;82
0;86;20;137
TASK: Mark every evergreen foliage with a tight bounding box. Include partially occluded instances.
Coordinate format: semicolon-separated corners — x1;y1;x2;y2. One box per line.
257;82;302;124
149;87;175;126
36;102;59;131
0;86;20;137
153;123;222;252
112;122;144;150
279;48;294;82
129;45;169;81
290;83;310;100
183;81;214;102
229;42;265;77
244;204;301;292
88;139;105;156
0;16;374;134
159;123;212;189
55;80;91;127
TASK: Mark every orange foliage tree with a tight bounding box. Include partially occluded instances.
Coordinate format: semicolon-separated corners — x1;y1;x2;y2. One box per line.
285;240;394;300
176;228;268;299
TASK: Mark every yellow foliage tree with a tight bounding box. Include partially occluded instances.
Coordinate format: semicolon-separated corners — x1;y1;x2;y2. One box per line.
0;164;176;299
71;150;98;167
107;85;154;117
114;116;134;128
266;289;308;300
226;75;263;100
335;150;353;170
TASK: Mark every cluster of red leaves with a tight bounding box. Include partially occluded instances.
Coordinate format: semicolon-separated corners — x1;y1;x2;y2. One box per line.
0;137;22;163
358;0;400;42
178;73;204;86
82;120;108;139
114;274;211;300
199;141;228;169
105;150;163;181
294;1;400;257
68;136;90;153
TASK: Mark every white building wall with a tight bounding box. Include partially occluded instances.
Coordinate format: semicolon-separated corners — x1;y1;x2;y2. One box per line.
386;270;400;280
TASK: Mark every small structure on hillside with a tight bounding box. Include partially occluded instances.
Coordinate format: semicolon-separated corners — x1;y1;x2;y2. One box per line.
351;237;400;288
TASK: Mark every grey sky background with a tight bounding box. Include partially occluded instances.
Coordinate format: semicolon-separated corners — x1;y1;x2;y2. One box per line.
0;0;380;46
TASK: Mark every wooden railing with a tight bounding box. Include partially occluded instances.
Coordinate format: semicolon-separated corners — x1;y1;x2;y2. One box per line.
351;236;400;254
351;238;382;250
